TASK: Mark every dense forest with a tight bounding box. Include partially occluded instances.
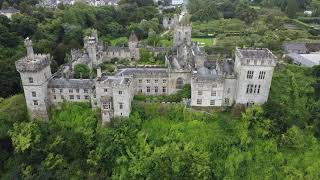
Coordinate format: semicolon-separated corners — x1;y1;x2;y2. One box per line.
0;64;319;178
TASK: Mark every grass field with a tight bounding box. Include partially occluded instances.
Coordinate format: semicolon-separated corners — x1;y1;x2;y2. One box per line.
192;38;216;47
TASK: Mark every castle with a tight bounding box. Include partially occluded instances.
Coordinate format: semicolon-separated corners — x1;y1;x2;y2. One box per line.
16;17;277;125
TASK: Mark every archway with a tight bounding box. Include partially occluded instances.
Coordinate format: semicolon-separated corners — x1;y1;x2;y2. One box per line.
176;77;184;89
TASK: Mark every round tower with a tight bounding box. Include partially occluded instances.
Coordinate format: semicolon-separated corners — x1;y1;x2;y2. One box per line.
15;38;52;121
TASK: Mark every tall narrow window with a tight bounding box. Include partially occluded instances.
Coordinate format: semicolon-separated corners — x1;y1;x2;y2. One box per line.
162;87;167;93
32;91;36;97
246;84;250;94
147;87;150;93
254;85;257;93
69;89;73;93
247;71;254;79
119;103;123;110
250;84;254;93
210;100;215;106
155;86;159;93
259;71;266;79
119;91;123;95
257;85;261;94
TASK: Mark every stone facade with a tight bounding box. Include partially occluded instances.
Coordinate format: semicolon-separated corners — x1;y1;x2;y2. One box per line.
16;16;277;124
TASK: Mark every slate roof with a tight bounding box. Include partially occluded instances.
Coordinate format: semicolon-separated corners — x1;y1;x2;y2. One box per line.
287;53;320;67
48;78;94;89
0;7;20;14
116;68;169;78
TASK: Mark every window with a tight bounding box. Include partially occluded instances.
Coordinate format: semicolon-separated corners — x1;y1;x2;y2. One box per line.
60;89;63;93
139;89;142;93
198;90;203;95
211;91;216;96
212;84;217;88
147;87;151;93
29;77;33;83
210;100;215;106
197;99;202;105
247;71;254;79
52;89;55;93
93;95;96;98
147;79;150;83
119;91;123;95
155;86;159;93
227;88;231;94
155;79;159;83
33;100;38;106
176;77;184;89
103;102;111;110
162;87;166;93
70;95;74;100
61;95;65;100
84;89;89;93
119;103;123;109
225;98;230;105
257;85;261;94
138;79;142;83
77;95;80;99
104;88;108;92
84;95;89;100
76;89;80;93
250;84;254;93
69;89;73;93
246;84;261;94
32;92;36;97
163;79;167;83
53;95;56;100
259;71;266;79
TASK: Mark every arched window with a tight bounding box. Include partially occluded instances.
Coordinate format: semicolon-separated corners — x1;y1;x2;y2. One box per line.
176;77;184;89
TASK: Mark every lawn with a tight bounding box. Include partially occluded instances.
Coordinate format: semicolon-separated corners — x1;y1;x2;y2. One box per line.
192;38;216;47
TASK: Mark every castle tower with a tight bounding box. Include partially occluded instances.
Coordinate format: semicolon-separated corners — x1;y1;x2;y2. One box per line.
15;38;52;121
128;31;140;60
234;48;277;106
85;36;98;67
173;23;192;47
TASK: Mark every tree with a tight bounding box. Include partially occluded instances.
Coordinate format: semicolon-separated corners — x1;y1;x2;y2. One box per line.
74;64;90;79
235;1;258;24
286;0;299;18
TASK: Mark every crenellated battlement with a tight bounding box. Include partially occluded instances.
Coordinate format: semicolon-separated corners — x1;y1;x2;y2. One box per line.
236;47;277;66
16;54;51;72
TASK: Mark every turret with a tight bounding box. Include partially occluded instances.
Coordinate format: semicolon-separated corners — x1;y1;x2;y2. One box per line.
173;24;192;47
25;37;34;60
84;36;98;67
128;31;140;60
15;38;52;121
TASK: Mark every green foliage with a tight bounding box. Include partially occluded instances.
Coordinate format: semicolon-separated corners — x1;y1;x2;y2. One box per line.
74;64;91;79
110;37;128;46
235;1;258;24
134;84;191;103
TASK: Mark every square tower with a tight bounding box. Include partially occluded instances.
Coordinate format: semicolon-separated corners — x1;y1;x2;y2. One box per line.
234;48;277;105
15;38;52;121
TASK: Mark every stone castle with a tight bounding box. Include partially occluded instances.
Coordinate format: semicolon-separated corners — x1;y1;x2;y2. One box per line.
16;17;277;125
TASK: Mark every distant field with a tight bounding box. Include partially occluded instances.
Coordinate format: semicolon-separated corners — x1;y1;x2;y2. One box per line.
192;38;216;47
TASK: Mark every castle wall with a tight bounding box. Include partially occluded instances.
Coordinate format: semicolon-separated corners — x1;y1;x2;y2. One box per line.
191;78;224;107
135;77;169;95
48;88;92;104
168;70;191;94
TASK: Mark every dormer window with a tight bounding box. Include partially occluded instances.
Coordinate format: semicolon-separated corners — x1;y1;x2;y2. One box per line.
29;77;33;83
